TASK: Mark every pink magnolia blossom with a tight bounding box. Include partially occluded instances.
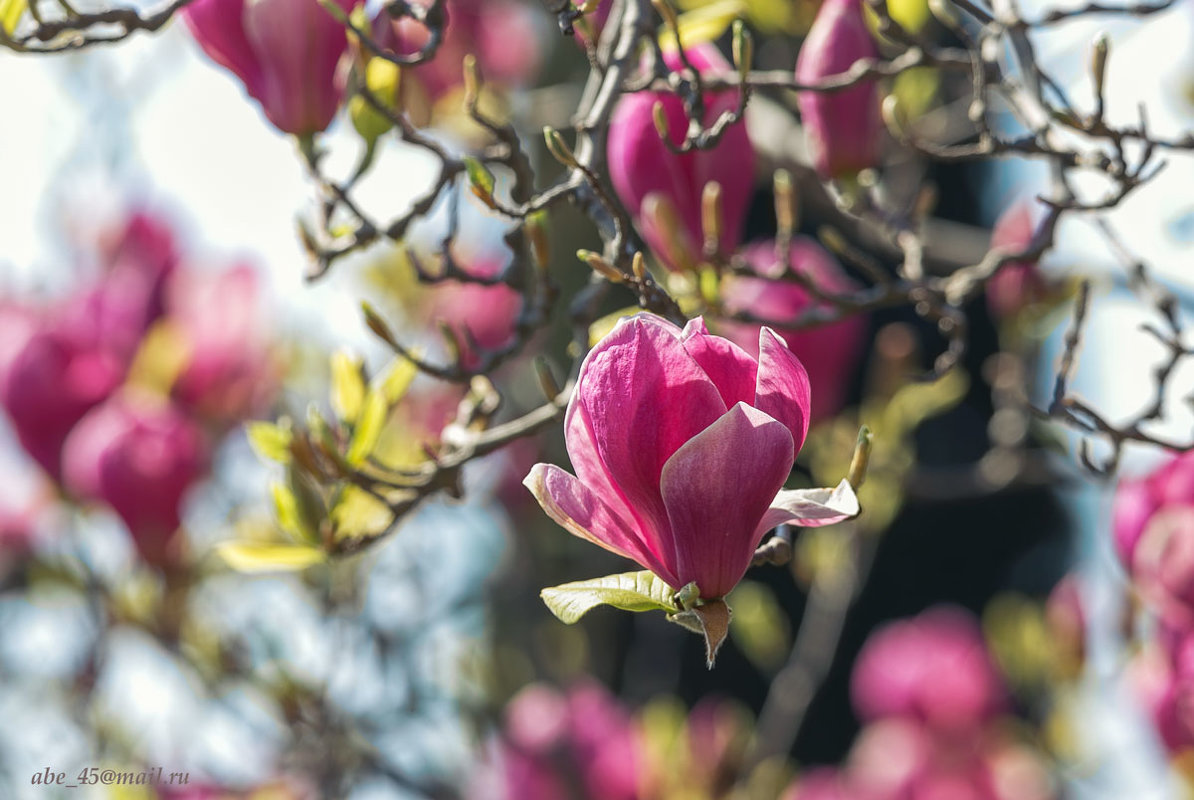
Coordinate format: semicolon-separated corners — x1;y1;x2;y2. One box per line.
1113;451;1194;567
183;0;355;135
167;264;279;425
471;681;642;800
368;0;541;119
720;238;867;421
851;607;1005;733
1129;646;1194;753
0;314;125;479
1132;507;1194;626
986;202;1049;321
608;45;754;271
61;393;209;566
424;256;523;370
524;314;857;599
795;0;882;179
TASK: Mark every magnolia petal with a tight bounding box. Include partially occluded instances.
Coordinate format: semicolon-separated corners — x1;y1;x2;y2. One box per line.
182;0;264;97
572;315;728;567
681;317;758;410
755;326;812;458
524;463;679;586
754;478;860;538
660;402;794;598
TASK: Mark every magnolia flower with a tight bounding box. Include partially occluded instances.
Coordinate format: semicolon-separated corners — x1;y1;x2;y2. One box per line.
795;0;881;179
62;393;209;566
182;0;355;136
167;264;279;426
608;45;754;271
424;256;523;370
0;313;125;479
524;314;857;600
720;238;867;420
851;607;1005;733
1113;450;1194;567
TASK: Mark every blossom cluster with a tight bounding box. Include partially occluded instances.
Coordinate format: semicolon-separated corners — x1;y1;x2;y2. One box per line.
783;607;1055;800
0;213;276;566
1115;451;1194;755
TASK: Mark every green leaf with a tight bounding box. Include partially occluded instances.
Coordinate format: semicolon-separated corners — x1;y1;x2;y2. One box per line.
246;421;293;464
346;389;388;465
540;571;680;623
463;156;495;197
330;350;367;424
216;542;326;573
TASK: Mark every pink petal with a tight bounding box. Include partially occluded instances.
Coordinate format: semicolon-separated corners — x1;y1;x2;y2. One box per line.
659;403;794;597
524;464;678;585
570;315;728;572
680;317;757;409
182;0;264;98
755;327;812;457
754;479;859;538
243;0;354;135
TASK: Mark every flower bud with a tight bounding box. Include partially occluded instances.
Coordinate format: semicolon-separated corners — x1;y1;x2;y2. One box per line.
795;0;882;179
608;44;755;271
182;0;356;136
62;393;209;566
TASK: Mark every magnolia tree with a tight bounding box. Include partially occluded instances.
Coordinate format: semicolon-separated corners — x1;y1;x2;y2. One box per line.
2;0;1193;797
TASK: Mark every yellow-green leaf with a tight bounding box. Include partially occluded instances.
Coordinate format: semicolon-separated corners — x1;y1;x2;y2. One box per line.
1;0;26;35
463;156;495;197
247;421;293;464
330;350;367;424
375;354;418;404
216;542;326;573
330;485;394;541
663;0;747;51
346;389;388;465
541;571;680;623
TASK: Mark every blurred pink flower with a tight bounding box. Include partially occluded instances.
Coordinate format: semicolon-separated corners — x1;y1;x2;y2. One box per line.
0;313;125;479
62;392;209;566
1129;646;1194;753
473;681;641;800
524;314;857;599
425;256;523;370
167;264;279;425
781;767;855;800
986;202;1049;321
608;45;754;271
1045;573;1086;675
851;606;1005;733
720;238;867;421
369;0;541;114
183;0;355;135
1113;451;1194;567
1132;507;1194;626
795;0;881;179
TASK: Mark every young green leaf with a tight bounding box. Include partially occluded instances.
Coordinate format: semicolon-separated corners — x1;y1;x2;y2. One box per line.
540;571;680;623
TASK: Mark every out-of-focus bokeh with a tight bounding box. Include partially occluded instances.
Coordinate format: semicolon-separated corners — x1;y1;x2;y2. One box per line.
4;0;1194;798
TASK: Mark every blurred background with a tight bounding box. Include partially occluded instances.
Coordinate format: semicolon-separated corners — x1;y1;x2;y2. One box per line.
4;0;1194;798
